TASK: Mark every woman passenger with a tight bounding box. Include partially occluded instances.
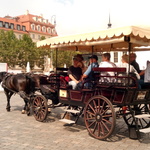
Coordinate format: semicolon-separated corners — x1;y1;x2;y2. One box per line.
120;54;140;79
74;54;86;73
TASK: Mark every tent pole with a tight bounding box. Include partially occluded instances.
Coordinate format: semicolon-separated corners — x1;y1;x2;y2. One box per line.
92;46;94;54
56;48;58;74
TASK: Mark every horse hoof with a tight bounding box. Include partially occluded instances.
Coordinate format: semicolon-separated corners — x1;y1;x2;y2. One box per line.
6;108;10;112
21;110;26;114
27;112;30;116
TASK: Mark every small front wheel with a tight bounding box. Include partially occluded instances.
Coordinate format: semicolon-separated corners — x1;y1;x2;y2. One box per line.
84;95;116;140
32;95;48;122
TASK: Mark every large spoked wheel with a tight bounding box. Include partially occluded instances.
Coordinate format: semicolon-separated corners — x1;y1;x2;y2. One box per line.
84;95;116;140
123;104;150;128
32;95;48;122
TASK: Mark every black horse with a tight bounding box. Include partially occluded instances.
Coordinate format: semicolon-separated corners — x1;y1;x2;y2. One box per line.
0;72;40;114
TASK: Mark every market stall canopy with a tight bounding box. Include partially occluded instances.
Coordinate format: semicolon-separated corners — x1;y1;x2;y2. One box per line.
37;26;150;52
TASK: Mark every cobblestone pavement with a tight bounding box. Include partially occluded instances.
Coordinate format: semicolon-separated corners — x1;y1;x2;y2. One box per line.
0;92;150;150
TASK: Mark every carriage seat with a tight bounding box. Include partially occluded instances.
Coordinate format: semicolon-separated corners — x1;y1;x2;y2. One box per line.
93;67;138;89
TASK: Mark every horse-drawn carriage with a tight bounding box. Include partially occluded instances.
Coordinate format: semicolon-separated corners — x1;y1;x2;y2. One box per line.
35;26;150;140
1;26;150;140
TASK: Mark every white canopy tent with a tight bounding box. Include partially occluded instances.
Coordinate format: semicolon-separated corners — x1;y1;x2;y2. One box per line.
37;26;150;52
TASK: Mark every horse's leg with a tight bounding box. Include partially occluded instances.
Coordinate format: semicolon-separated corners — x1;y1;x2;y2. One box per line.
5;90;13;111
18;91;30;114
22;98;30;115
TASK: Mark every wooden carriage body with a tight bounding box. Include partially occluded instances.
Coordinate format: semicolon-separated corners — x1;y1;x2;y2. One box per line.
58;67;150;107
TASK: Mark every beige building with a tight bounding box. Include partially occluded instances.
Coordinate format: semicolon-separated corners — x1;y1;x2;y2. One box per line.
0;10;57;42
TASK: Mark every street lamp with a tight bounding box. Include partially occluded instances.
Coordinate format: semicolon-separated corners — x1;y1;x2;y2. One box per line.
51;15;56;26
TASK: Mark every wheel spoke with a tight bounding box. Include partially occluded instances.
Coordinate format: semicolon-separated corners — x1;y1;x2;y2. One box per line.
98;98;101;112
93;99;98;113
101;121;110;132
92;122;98;134
86;110;95;116
101;106;110;115
88;103;96;114
34;100;38;106
86;117;95;121
102;118;112;124
103;114;113;118
88;120;96;128
142;118;149;125
100;100;106;114
99;122;105;135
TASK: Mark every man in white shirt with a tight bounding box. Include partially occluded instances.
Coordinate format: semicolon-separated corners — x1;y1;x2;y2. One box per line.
99;53;116;76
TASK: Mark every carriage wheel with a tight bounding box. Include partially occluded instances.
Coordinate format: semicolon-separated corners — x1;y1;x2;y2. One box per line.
32;95;48;122
84;95;116;140
123;104;150;128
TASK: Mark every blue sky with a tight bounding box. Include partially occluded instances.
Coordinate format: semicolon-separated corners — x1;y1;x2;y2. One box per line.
1;0;150;36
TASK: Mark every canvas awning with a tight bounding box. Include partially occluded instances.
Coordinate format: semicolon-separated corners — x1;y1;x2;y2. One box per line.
37;26;150;52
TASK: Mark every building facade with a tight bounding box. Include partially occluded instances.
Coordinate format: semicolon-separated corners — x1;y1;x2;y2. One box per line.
0;10;57;42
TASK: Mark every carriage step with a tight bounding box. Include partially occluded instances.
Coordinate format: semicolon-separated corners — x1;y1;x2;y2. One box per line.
59;119;75;124
139;128;150;133
64;109;80;114
135;114;150;119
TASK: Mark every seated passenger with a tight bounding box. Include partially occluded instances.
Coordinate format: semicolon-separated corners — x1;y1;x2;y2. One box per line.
74;54;86;73
68;57;82;90
99;53;116;82
99;53;116;76
76;55;99;89
81;55;99;81
129;53;141;74
120;54;140;79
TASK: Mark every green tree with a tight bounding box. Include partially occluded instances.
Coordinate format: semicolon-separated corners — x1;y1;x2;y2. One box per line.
52;49;78;68
17;34;37;68
0;30;19;67
0;29;85;71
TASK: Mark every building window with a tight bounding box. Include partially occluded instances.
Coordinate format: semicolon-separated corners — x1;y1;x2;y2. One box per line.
22;26;26;31
37;25;41;31
0;21;3;27
31;24;35;30
10;23;14;29
17;24;21;30
5;22;9;28
32;34;35;39
38;35;40;40
47;27;51;33
114;52;118;63
42;26;46;32
52;28;56;34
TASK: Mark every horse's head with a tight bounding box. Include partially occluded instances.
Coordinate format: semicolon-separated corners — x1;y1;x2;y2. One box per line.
0;72;7;83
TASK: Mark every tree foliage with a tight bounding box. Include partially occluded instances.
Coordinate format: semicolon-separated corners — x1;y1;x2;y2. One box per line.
0;29;80;70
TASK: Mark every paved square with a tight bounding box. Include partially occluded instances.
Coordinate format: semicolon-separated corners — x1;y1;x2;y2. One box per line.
0;92;150;150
